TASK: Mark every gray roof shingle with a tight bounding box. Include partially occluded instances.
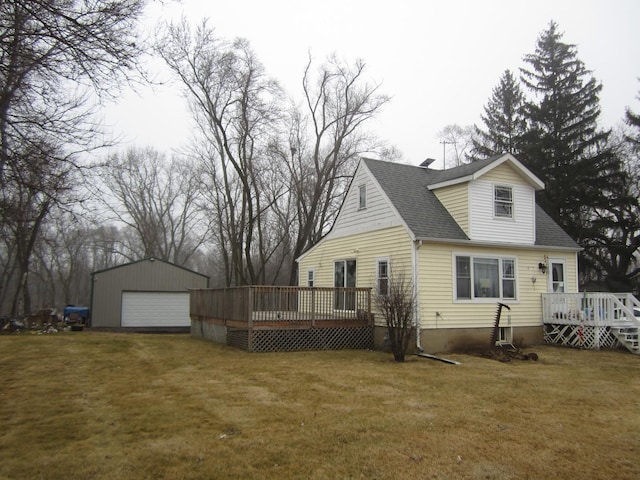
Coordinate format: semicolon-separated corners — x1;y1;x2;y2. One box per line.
362;157;579;249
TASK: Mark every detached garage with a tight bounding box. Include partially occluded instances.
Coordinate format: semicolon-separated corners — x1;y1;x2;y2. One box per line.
90;258;209;331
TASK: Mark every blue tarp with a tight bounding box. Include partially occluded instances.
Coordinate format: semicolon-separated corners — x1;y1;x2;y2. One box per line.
63;306;90;319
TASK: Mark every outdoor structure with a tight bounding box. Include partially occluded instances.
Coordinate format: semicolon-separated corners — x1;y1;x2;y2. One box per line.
297;153;587;353
91;258;209;330
542;292;639;354
190;286;373;352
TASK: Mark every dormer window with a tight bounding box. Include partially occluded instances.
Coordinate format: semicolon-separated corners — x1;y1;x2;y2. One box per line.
494;185;513;218
359;184;367;210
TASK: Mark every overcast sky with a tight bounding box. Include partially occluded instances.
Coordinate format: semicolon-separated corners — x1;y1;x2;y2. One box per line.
102;0;640;168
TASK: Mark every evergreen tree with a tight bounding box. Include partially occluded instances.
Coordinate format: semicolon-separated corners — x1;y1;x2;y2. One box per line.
519;21;621;243
626;87;640;145
471;69;526;160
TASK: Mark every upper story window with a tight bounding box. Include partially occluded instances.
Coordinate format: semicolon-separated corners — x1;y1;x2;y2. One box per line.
494;185;513;218
455;255;517;301
358;184;367;210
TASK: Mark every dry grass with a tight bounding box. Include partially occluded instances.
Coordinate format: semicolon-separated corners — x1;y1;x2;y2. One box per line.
0;332;639;480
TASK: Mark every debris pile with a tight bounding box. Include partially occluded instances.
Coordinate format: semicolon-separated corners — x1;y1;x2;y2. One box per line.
1;308;65;334
483;303;539;362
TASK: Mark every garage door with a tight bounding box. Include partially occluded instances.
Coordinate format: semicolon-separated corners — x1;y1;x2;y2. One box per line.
121;292;190;327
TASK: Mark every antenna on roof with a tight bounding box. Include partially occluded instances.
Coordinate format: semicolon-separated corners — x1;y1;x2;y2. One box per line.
420;158;436;168
440;140;455;169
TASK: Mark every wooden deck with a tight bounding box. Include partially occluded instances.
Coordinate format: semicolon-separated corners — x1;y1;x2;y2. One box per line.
190;286;374;352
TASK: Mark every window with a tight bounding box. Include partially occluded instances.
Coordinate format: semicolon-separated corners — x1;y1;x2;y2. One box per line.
377;259;389;296
497;326;513;345
307;269;315;288
494;185;513;218
455;255;517;300
550;261;565;293
359;184;367;209
334;260;357;310
456;256;471;299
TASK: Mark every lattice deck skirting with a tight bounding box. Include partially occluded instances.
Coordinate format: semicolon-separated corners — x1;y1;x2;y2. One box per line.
544;323;621;350
249;326;373;352
192;318;373;352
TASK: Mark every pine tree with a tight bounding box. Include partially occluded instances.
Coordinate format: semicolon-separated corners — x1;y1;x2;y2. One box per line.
471;70;526;160
626;88;640;146
519;21;621;243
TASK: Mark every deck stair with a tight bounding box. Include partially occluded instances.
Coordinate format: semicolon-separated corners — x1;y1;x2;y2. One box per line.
611;320;639;354
542;292;640;354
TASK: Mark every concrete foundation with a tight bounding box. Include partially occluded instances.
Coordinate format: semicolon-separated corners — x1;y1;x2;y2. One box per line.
373;325;544;354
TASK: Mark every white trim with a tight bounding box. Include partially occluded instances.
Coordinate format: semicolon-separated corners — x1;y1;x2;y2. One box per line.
121;291;190;327
547;258;567;293
428;153;545;191
493;183;514;220
358;183;367;210
452;252;519;303
375;256;390;296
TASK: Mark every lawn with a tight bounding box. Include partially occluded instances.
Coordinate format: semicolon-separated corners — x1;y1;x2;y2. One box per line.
0;332;638;480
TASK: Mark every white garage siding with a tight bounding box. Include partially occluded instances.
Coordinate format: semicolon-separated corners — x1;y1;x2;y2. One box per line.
121;291;190;327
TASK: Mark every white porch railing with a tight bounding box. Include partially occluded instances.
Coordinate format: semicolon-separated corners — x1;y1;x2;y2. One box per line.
542;292;640;353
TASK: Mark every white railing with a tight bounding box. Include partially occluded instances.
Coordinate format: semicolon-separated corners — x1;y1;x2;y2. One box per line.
542;292;640;327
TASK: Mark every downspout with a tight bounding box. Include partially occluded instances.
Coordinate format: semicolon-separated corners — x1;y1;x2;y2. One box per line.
413;239;424;353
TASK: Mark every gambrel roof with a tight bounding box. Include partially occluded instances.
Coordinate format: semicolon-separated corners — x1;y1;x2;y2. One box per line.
362;155;579;249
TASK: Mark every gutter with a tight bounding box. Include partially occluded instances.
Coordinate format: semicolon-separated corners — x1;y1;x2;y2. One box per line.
413;239;424;353
415;236;581;252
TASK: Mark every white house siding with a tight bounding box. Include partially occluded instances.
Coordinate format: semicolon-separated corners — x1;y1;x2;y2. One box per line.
416;242;577;330
330;163;402;239
468;180;536;244
432;183;469;235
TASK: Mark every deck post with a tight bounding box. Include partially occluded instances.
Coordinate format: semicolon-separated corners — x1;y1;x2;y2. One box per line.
311;288;316;327
247;287;253;352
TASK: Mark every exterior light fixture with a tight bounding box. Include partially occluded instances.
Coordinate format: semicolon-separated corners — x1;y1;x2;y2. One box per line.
538;262;547;274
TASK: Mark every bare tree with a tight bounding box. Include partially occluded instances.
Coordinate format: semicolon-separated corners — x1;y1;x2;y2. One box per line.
375;270;416;362
32;213;93;309
96;147;209;267
438;124;474;168
0;0;146;316
277;55;390;284
0;140;74;316
156;19;285;285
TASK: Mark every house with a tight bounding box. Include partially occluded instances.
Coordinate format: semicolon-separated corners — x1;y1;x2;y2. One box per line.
296;153;582;353
91;258;209;331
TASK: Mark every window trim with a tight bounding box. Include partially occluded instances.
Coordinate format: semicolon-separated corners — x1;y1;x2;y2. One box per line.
358;184;367;210
376;257;389;296
453;253;518;302
334;259;357;311
494;184;514;219
307;268;315;288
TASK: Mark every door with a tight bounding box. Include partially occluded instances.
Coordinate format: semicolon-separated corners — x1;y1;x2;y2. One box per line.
121;291;190;327
334;260;356;310
548;260;566;293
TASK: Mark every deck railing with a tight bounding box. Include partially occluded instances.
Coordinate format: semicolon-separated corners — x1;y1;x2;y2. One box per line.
190;286;373;328
542;292;640;326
